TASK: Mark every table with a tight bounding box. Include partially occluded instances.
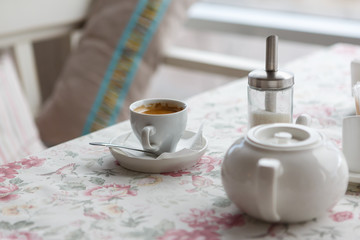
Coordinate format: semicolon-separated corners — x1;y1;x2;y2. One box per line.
1;43;360;239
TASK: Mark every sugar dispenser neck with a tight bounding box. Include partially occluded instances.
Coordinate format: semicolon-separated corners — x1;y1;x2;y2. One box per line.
266;35;278;72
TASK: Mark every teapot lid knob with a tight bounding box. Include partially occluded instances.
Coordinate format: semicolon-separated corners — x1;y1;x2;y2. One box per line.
274;132;292;144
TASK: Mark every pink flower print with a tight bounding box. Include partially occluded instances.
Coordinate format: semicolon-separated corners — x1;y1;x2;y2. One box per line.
161;170;191;177
0;231;42;240
0;184;19;202
334;44;360;56
204;111;219;121
136;176;162;186
0;167;18;182
236;125;247;134
182;209;245;230
187;176;213;192
84;184;137;201
2;204;35;216
331;211;353;222
215;213;246;229
40;163;77;177
55;163;76;175
4;162;22;170
167;209;246;239
103;204;124;217
179;179;190;185
84;208;109;220
254;224;288;238
21;156;45;169
159;229;220;240
331;137;342;149
192;176;212;187
193;155;221;173
181;208;219;230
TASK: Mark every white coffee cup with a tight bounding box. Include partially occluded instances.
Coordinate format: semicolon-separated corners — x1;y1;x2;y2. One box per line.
342;116;360;172
130;98;187;155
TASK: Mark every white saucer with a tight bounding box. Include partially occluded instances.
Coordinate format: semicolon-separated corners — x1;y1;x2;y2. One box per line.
109;130;208;173
349;171;360;183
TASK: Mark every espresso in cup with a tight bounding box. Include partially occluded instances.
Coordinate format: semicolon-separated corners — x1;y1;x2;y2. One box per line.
130;99;187;155
134;103;184;115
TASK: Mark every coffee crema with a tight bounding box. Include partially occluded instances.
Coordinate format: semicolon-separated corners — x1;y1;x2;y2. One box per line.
134;103;183;115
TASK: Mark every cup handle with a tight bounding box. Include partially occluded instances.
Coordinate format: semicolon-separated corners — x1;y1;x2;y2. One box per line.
256;158;283;222
141;126;160;152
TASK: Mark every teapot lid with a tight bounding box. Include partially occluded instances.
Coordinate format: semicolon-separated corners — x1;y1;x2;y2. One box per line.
246;123;322;151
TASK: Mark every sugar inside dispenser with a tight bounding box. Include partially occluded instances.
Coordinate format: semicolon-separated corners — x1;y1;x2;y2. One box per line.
248;35;294;128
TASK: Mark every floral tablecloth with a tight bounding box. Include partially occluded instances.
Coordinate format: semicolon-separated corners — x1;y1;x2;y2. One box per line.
1;44;360;240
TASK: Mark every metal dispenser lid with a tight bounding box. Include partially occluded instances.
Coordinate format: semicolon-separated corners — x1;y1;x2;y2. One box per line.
248;35;294;90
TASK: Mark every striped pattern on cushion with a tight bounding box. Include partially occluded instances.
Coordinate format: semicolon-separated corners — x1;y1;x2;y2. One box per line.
0;49;45;164
36;0;195;146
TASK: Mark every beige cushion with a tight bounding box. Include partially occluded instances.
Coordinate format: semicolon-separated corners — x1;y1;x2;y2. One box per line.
0;50;45;164
36;0;195;146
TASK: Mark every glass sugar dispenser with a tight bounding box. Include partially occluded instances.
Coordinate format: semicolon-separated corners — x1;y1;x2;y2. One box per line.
248;35;294;128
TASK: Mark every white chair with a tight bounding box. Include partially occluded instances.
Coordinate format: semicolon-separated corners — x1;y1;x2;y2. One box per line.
0;0;92;115
0;0;262;117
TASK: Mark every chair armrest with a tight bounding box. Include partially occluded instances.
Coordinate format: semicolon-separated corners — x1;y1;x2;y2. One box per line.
163;46;263;78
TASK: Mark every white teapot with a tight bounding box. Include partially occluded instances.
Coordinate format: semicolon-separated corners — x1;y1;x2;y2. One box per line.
222;121;348;223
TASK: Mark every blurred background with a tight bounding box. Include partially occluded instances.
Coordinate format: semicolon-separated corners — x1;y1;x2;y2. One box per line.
1;0;359;150
7;0;360;106
145;0;359;99
1;0;359;160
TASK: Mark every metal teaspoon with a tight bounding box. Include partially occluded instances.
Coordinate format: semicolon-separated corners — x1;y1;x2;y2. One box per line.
89;142;159;156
